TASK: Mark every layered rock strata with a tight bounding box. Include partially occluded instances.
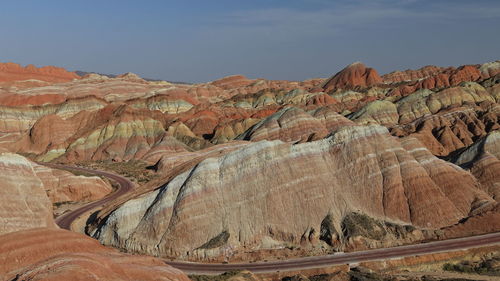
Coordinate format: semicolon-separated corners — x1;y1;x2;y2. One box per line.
93;125;492;259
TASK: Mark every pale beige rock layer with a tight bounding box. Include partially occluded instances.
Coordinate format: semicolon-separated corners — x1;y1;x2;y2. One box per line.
0;153;55;235
0;228;190;281
93;125;492;259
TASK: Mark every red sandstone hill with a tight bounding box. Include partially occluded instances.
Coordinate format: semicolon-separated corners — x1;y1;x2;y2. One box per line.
0;62;80;83
322;62;382;92
0;59;498;268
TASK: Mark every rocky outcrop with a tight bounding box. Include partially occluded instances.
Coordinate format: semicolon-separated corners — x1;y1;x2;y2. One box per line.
387;64;492;97
0;228;190;281
62;110;166;162
0;150;187;280
441;204;500;239
0;62;80;83
0;60;497;165
33;163;112;204
348;100;399;126
28;105;169;162
237;107;329;143
140;135;192;164
382;65;445;83
211;75;254;89
389;82;498;156
311;106;356;132
129;93;195;114
479;61;500;79
0;152;114;235
92;125;492;260
0;153;55;235
394;82;495;124
235;106;359;143
211;118;261;144
322;62;382;92
116;72;147;82
0;96;107;136
452;131;500;201
391;104;499;157
0;59;498;268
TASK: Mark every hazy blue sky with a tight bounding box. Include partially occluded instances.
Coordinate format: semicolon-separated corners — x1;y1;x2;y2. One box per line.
1;0;499;82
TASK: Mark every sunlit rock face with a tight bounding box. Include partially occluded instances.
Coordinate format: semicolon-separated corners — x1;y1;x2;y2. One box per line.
0;150;189;280
0;228;190;281
0;153;56;235
0;152;114;235
322;62;382;92
93;124;492;259
0;62;80;84
32;162;112;204
0;60;498;265
0;60;497;164
452;131;500;201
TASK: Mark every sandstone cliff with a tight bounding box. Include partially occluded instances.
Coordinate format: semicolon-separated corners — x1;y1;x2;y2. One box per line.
0;151;189;280
0;228;190;280
0;153;55;235
0;62;80;83
92;124;493;260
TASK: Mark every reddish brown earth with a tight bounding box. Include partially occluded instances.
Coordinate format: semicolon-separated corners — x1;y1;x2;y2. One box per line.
0;228;190;281
0;62;80;83
382;65;445;83
0;153;55;235
0;60;498;274
211;75;254;89
0;151;189;280
33;162;112;204
322;62;382;92
385;62;500;97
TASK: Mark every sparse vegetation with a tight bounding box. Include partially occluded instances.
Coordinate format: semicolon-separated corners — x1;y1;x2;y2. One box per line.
53;201;72;208
58;167;104;178
189;271;241;281
282;266;485;281
319;213;338;246
198;231;230;249
84;160;158;184
443;255;500;276
341;212;387;240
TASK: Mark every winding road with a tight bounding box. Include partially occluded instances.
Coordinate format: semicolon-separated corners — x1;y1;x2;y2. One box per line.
45;163;134;230
48;163;500;274
168;232;500;274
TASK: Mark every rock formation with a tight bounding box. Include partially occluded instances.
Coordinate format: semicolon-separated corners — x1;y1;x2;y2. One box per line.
382;65;445;83
322;62;382;92
0;59;498;266
33;163;112;204
0;153;55;235
92;124;493;259
211;75;254;89
452;131;500;200
0;150;189;280
0;228;190;280
237;107;329;142
0;62;80;83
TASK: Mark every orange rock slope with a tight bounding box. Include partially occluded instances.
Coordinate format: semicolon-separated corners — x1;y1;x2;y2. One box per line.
0;153;55;235
0;152;189;280
322;62;382;92
90;123;495;260
0;228;190;281
0;59;498;264
0;62;80;83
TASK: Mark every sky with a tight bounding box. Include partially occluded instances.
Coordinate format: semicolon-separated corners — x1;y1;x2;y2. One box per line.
0;0;499;83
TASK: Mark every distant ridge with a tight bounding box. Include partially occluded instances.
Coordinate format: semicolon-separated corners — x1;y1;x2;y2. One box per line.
74;70;192;84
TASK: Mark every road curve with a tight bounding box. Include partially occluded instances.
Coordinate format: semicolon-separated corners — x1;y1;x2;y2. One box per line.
41;163;500;274
43;163;134;230
166;232;500;274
